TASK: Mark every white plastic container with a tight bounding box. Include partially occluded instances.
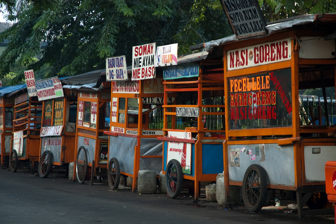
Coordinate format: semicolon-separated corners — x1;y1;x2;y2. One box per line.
138;170;157;194
205;183;216;202
216;173;225;205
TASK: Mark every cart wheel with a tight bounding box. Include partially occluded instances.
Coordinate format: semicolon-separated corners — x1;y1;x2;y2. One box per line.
242;164;267;212
166;159;183;199
76;146;88;184
108;158;120;190
9;150;18;173
306;192;328;209
38;151;53;178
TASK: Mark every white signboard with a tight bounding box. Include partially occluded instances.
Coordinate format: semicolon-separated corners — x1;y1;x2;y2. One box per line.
13;131;23;157
112;80;140;93
24;70;37;97
155;43;178;67
111;98;118;123
227;38;292;71
106;55;128;81
167;131;192;174
132;42;156;80
176;107;199;117
126;130;138;135
142;97;174;104
35;77;64;101
111;126;125;134
40;126;63;137
142;130;163;135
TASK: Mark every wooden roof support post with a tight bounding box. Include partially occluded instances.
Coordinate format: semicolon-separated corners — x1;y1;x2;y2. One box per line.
223;49;229;204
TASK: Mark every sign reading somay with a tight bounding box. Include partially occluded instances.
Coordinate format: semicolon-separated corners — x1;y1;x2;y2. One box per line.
24;70;37;97
106;55;128;81
227;38;291;71
132;43;156;80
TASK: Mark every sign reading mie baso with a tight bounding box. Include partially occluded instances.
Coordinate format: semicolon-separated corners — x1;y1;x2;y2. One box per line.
221;0;267;38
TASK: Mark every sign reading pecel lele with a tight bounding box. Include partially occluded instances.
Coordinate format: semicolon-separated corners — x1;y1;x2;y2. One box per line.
220;0;267;39
24;70;37;97
106;55;128;81
227;38;291;71
132;43;156;80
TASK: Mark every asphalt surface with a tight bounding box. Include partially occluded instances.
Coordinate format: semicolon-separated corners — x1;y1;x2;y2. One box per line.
0;168;334;224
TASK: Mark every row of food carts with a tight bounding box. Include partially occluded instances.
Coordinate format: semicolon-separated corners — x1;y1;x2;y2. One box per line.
1;13;336;218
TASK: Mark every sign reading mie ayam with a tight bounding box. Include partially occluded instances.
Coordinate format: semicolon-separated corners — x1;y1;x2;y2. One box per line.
221;0;266;38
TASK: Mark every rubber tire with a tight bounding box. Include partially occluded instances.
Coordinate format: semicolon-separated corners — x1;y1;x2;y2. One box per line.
166;159;183;199
242;164;268;212
38;151;53;178
108;158;120;190
76;146;88;184
306;192;328;209
9;150;18;173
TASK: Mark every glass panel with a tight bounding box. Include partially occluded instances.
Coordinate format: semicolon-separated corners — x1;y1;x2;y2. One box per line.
105;102;110;128
228;68;292;130
43;100;52;126
69;103;77;123
118;98;125;123
53;99;64;126
5;108;13;128
127;98;138;125
83;102;91;127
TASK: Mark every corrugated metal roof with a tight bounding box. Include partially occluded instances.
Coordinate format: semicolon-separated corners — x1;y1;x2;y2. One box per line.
0;84;27;97
61;69;105;86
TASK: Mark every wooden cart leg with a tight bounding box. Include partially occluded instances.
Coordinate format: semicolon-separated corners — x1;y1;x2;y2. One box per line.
132;175;137;192
296;191;303;218
90;160;95;186
194;180;199;199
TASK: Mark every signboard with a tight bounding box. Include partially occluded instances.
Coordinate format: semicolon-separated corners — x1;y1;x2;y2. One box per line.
220;0;267;39
163;63;199;80
143;78;164;94
35;77;64;101
15;93;29;105
106;55;128;81
112;80;140;93
111;98;118;122
111;126;125;134
24;69;37;97
43;100;52;126
126;129;138;135
40;126;63;137
53;99;64;126
41;137;62;163
155;44;178;67
167;131;192;174
142;130;163;135
132;42;156;80
78;101;83;126
142;97;174;104
90;102;97;128
227;38;291;71
79;92;98;98
176;107;199;117
13;131;23;156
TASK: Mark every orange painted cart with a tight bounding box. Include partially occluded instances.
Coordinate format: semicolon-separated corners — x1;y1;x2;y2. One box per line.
159;52;225;199
10;91;42;173
211;14;336;217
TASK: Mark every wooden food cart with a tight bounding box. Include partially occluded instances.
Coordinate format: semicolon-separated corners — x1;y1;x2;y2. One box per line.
10;90;42;173
159;52;225;199
71;69;111;184
0;86;16;168
215;14;336;217
37;77;77;178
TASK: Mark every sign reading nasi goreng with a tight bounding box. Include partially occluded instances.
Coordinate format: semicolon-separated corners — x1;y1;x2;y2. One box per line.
132;43;156;80
229;68;292;129
106;55;128;81
227;38;291;71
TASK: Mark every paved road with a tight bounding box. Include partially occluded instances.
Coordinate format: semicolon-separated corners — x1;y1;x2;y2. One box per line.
0;169;333;224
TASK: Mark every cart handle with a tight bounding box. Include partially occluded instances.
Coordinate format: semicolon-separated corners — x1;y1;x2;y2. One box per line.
103;131;118;136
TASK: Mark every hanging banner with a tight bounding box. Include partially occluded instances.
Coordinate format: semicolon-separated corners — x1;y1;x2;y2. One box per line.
106;55;128;81
155;43;178;67
90;102;97;128
13;131;23;157
227;38;291;71
176;107;199;117
15;93;29;105
78;101;84;126
163;63;199;80
132;42;156;80
112;80;140;93
40;126;63;137
111;98;118;122
167;131;192;174
24;69;37;97
35;77;64;101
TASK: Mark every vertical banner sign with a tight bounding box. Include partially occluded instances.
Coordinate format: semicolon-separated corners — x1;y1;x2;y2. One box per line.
155;43;178;67
53;99;64;126
111;98;118;122
13;131;23;157
132;42;156;80
90;102;97;128
78;101;84;126
106;55;128;81
24;70;37;97
220;0;267;39
43;100;52;126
